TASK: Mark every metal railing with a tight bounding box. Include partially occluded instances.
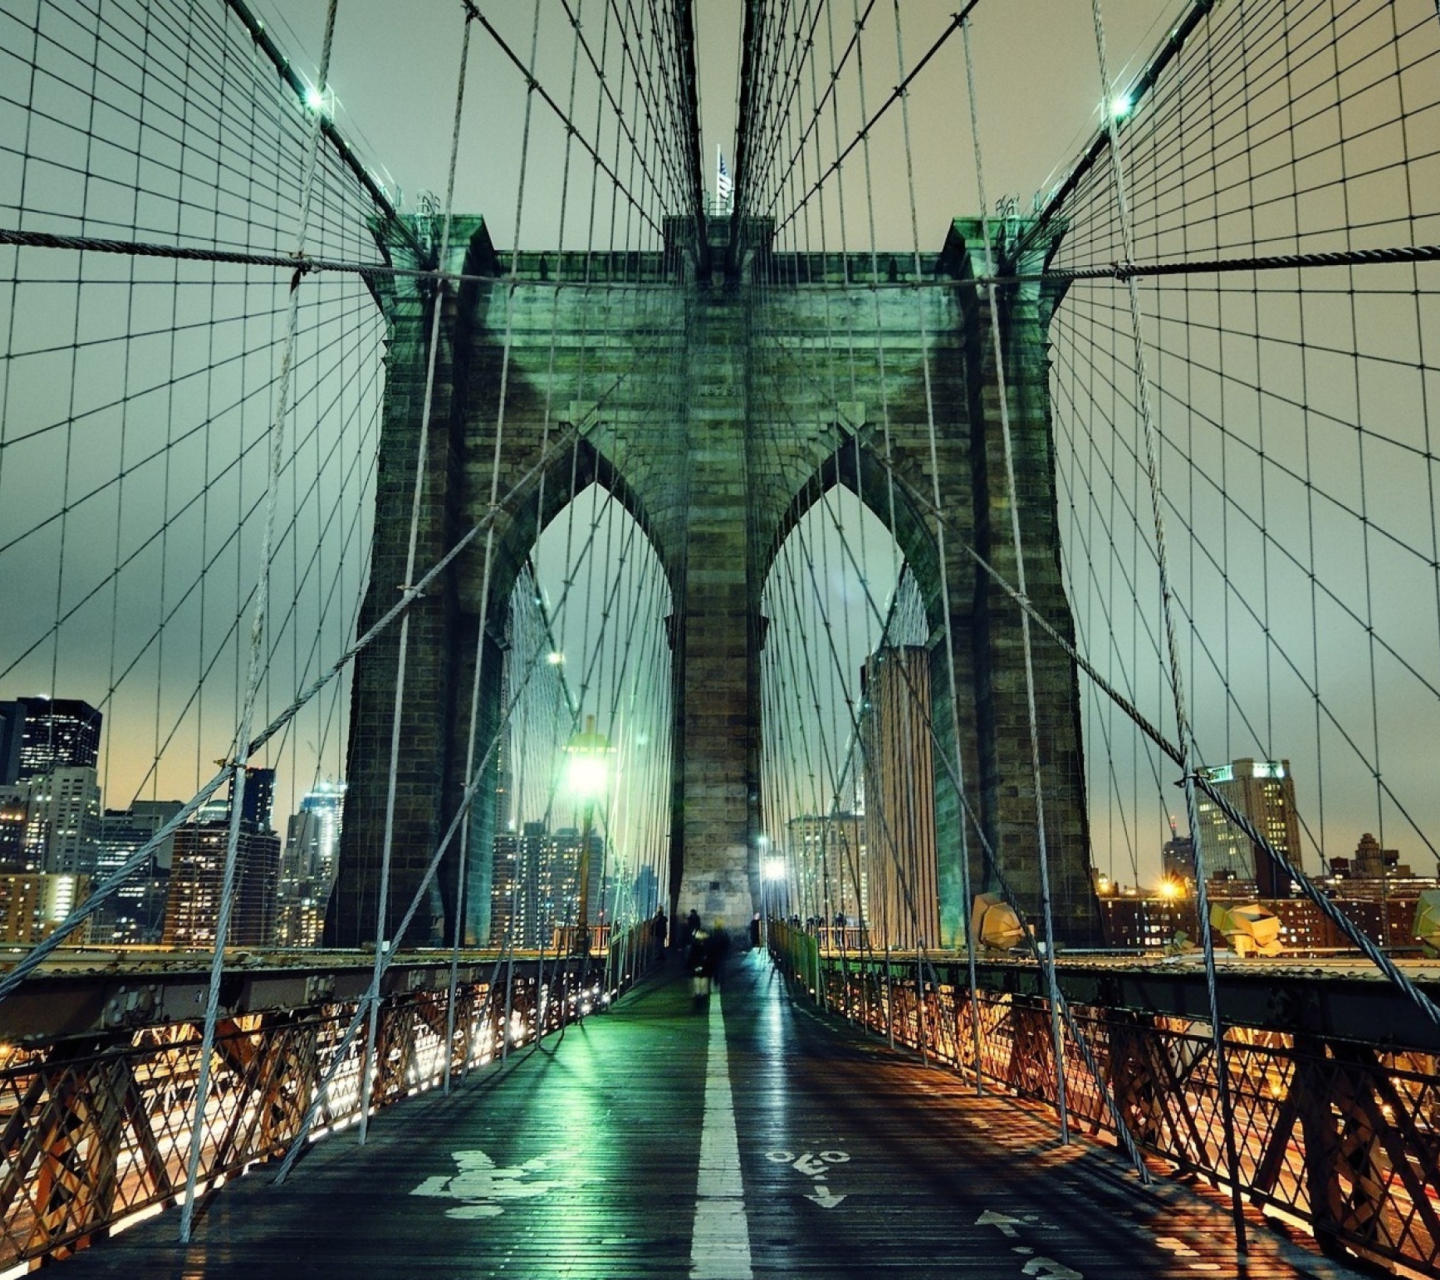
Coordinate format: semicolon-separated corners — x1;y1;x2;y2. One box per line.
768;921;1440;1279
0;924;659;1270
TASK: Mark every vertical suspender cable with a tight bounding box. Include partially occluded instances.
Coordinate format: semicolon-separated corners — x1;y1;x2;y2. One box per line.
436;7;478;1097
179;0;340;1242
1088;0;1246;1253
954;12;1069;1140
879;0;988;1106
358;0;473;1145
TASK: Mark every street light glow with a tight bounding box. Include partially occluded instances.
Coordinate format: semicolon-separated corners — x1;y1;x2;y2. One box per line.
1110;92;1132;119
566;753;609;799
763;856;785;881
563;715;614;801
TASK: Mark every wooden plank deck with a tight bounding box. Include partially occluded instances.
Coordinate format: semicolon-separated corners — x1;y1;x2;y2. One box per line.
60;952;1363;1279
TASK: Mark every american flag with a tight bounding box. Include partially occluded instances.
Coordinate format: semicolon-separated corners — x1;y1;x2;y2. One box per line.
716;146;733;212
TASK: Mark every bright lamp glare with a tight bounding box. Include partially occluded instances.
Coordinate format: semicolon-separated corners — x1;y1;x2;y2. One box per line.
305;86;326;110
567;754;608;799
763;856;785;882
547;651;565;666
1110;92;1132;119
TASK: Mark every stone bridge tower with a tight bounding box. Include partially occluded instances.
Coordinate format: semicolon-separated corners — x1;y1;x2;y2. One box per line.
327;214;1103;949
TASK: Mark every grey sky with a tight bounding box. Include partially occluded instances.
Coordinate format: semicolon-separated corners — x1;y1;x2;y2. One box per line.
4;0;1437;889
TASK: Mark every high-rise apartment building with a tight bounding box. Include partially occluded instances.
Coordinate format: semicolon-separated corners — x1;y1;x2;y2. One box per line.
859;645;939;949
1195;758;1302;897
0;697;101;783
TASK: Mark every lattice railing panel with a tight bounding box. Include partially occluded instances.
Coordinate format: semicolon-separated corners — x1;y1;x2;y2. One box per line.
0;946;654;1270
797;949;1440;1278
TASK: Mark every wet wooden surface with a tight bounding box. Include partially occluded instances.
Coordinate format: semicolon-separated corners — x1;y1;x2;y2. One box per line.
62;951;1363;1278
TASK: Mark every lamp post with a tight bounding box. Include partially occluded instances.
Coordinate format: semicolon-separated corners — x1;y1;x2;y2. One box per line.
564;714;612;955
762;853;785;953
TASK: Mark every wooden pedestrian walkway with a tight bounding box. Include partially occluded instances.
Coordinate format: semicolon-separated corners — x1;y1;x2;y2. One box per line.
61;951;1363;1279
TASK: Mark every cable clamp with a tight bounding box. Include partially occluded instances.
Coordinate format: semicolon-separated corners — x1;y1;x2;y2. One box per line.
286;252;315;292
398;582;426;599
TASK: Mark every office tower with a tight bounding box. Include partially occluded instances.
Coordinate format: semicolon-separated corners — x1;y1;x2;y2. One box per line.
0;697;101;783
785;813;866;928
94;802;181;943
0;708;20;786
238;767;275;832
633;865;660;919
0;872;91;944
163;822;280;947
25;766;101;876
163;768;282;947
489;830;522;947
1195;758;1302;897
488;823;600;949
859;645;939;949
0;784;31;870
542;825;604;947
276;780;346;947
1162;834;1196;882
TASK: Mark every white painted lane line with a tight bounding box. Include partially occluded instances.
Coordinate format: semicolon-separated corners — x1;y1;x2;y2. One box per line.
689;988;753;1280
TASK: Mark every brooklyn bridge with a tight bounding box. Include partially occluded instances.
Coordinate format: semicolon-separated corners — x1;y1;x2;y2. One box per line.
1;0;1439;1275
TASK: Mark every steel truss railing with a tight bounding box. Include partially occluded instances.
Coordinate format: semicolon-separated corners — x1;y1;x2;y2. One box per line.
768;924;1440;1279
0;929;656;1271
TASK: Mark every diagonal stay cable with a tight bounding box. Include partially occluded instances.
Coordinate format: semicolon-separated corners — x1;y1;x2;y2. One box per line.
467;3;662;236
772;3;978;235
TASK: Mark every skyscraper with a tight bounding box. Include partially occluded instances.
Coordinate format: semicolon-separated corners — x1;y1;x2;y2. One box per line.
163;823;279;948
25;766;101;876
1195;758;1302;897
0;784;31;870
786;812;866;928
1161;833;1196;883
163;768;282;947
859;646;939;950
237;767;275;831
277;781;346;947
0;697;101;783
0;708;20;786
488;822;604;948
94;802;181;943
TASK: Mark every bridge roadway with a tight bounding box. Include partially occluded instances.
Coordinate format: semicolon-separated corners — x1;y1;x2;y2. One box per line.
61;953;1363;1280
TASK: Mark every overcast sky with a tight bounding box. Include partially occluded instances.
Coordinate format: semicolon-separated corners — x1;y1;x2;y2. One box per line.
6;0;1437;888
244;0;1176;251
